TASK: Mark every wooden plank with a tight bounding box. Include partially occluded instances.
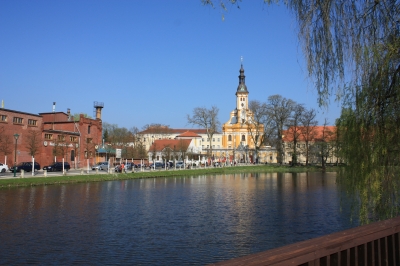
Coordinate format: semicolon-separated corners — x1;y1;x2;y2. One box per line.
209;216;400;266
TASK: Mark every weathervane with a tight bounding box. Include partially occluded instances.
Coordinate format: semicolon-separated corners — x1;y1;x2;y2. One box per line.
240;56;243;64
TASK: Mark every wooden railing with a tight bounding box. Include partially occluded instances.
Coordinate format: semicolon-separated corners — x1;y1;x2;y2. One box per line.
210;216;400;266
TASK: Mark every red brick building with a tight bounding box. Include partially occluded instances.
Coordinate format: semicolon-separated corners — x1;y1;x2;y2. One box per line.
0;103;103;169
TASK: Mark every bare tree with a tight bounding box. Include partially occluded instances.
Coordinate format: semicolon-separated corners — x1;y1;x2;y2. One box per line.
246;100;268;163
187;106;220;156
25;130;42;158
161;144;173;162
266;95;296;164
140;124;171;149
300;108;318;166
313;119;335;171
285;104;305;165
0;132;13;163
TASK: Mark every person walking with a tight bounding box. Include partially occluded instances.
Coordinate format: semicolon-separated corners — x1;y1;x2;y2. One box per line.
121;162;125;173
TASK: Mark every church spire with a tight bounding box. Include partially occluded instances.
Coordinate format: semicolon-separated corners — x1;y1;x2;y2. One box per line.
237;56;248;93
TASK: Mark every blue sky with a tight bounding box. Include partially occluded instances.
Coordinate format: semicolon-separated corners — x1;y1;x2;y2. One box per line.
0;0;341;130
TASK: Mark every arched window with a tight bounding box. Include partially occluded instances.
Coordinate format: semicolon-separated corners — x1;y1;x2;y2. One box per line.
228;135;232;141
241;135;246;141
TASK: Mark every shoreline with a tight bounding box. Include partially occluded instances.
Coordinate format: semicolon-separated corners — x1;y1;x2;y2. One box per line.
0;165;338;189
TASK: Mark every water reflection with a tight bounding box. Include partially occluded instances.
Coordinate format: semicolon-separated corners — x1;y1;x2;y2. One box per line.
0;172;357;265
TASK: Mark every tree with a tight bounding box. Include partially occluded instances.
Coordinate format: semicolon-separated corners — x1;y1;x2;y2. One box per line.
0;129;13;164
266;95;296;164
25;130;42;158
103;128;109;143
73;113;91;121
312;119;335;172
187;106;220;156
300;108;318;166
203;0;400;223
57;133;70;162
246;100;267;163
285;104;305;165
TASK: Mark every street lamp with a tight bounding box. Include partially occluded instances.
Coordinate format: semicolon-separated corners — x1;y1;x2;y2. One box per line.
13;133;19;177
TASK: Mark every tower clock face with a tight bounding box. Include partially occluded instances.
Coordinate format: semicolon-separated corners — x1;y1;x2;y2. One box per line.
241;103;244;107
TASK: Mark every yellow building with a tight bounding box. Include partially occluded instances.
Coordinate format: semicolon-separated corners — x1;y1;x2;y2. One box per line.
219;63;276;163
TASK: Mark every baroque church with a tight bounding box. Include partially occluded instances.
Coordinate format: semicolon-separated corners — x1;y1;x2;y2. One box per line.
139;62;277;164
219;62;276;163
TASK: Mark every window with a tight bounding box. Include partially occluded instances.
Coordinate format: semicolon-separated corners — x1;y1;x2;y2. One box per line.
288;144;291;148
88;125;91;134
217;145;220;148
13;117;23;124
84;151;88;158
70;136;77;142
282;144;285;148
58;135;65;141
0;115;7;122
207;145;209;148
202;138;205;142
202;145;204;148
45;134;53;140
241;135;245;141
212;145;215;148
217;138;220;142
297;144;300;148
28;119;37;126
302;144;306;148
87;138;93;144
228;135;232;141
212;138;215;142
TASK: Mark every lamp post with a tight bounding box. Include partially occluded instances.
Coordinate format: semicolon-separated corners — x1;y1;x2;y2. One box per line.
13;133;19;177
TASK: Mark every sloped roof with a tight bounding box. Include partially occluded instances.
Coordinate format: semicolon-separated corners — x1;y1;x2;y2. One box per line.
139;127;218;134
148;139;192;152
176;131;201;138
282;126;337;142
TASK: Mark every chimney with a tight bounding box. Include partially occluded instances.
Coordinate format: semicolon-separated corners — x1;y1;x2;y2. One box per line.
67;108;71;121
52;102;56;112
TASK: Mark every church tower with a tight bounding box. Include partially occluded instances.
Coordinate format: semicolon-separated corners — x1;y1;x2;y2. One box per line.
235;63;249;124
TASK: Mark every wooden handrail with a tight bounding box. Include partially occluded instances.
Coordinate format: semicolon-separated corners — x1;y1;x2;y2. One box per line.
209;216;400;265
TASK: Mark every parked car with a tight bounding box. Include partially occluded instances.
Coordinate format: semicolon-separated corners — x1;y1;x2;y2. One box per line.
10;162;41;172
43;162;70;172
114;164;128;173
163;162;174;168
136;163;147;169
92;162;109;171
149;162;163;169
175;161;184;168
0;163;9;173
125;162;134;170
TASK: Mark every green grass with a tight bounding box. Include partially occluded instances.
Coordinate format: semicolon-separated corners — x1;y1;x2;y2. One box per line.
0;164;337;189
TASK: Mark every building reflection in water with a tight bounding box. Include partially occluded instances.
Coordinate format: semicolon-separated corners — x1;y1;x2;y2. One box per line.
0;172;355;265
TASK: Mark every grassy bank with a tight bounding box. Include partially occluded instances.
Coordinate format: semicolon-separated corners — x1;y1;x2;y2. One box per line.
0;164;337;189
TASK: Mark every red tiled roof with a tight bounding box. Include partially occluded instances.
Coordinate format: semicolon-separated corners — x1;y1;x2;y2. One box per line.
139;127;218;134
176;131;201;138
148;139;192;152
282;126;336;142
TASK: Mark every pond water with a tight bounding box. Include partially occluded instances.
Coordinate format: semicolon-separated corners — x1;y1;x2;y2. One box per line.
0;172;358;265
